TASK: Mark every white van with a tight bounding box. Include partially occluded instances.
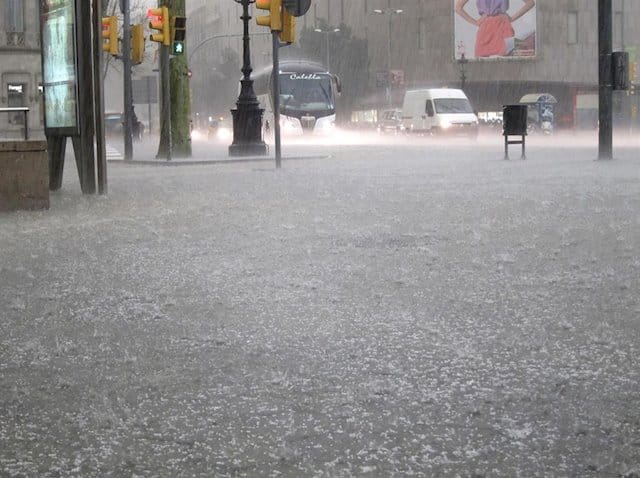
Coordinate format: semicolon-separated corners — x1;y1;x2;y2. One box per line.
400;88;479;137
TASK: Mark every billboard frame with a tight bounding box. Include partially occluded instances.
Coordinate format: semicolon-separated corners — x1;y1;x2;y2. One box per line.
39;0;81;136
452;0;537;62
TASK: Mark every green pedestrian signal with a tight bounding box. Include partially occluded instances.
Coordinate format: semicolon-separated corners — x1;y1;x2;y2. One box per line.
173;41;184;55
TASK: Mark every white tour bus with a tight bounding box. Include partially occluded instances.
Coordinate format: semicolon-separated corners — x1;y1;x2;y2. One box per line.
252;60;341;135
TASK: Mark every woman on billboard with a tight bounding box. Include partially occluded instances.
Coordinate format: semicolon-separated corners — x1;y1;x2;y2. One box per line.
455;0;535;58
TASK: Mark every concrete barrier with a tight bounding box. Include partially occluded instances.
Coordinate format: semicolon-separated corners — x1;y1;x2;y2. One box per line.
0;140;49;211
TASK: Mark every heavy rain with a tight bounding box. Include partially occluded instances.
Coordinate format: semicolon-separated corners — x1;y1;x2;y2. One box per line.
1;0;639;476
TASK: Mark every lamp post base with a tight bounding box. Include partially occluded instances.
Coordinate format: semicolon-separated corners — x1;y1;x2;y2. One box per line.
228;142;268;157
228;107;268;157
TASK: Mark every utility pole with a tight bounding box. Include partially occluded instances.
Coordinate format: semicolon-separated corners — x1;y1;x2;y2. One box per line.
373;3;403;108
122;0;133;160
598;0;613;159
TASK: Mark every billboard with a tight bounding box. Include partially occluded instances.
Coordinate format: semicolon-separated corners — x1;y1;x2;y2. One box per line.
454;0;536;61
41;0;79;134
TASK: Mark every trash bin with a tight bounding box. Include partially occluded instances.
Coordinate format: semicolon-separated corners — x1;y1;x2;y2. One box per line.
503;104;528;136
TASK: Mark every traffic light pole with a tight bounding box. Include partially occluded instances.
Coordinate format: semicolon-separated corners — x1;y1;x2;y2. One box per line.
272;31;282;169
122;0;133;160
598;0;613;160
158;44;172;161
93;0;107;193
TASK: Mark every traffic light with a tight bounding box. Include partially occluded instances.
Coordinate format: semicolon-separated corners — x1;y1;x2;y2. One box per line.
171;16;186;55
102;16;118;55
256;0;282;31
283;0;312;16
612;51;629;91
131;24;145;65
148;7;170;46
279;11;295;43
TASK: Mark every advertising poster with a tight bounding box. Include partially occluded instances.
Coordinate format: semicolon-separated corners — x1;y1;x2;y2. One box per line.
41;0;79;132
454;0;536;61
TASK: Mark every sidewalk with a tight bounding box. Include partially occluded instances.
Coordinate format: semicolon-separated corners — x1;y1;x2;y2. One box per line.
106;134;330;166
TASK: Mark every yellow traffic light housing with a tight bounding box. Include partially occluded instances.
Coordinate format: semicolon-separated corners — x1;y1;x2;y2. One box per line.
131;24;145;65
256;0;282;31
279;11;295;43
102;16;118;55
148;6;170;46
630;62;638;83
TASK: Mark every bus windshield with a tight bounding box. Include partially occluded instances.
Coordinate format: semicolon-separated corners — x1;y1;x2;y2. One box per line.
434;98;474;114
278;73;334;112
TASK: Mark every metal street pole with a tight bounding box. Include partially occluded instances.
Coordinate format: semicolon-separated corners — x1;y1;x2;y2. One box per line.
272;31;281;168
325;33;330;70
157;44;172;161
122;0;133;160
93;0;107;193
459;53;468;90
374;7;402;108
598;0;613;160
315;28;340;70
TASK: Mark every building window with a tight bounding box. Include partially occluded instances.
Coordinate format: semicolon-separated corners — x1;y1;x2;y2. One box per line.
8;83;26;124
418;19;426;51
614;11;623;49
567;11;578;45
5;0;24;33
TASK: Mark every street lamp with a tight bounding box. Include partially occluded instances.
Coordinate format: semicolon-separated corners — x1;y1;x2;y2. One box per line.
457;43;469;90
314;27;340;70
373;6;403;106
229;0;268;157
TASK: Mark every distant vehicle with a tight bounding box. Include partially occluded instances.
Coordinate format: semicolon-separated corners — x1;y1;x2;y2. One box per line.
400;88;478;137
252;60;341;135
519;93;556;135
377;109;405;134
104;112;122;135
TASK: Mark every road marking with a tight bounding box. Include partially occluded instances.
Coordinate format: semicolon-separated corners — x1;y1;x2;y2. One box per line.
106;145;124;161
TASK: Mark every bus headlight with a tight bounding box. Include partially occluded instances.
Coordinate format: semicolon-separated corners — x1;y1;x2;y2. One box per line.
440;120;452;130
315;115;336;131
280;115;301;134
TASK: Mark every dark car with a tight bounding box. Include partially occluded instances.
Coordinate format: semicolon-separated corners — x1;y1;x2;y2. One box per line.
104;112;123;136
377;109;404;134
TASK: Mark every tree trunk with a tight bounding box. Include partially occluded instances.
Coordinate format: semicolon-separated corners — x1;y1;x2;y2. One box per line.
168;0;192;157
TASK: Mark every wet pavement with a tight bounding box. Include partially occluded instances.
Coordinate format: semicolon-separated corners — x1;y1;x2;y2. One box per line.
1;132;640;476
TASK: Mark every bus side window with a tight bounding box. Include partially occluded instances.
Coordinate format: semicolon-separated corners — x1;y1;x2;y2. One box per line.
425;100;434;117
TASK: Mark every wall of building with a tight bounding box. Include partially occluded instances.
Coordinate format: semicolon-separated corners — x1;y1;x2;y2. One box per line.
184;1;639;128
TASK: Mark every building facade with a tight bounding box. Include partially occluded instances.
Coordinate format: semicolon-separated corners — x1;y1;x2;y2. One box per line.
0;0;43;139
185;0;639;130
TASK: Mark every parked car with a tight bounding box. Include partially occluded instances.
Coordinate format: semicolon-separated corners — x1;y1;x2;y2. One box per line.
104;112;123;136
377;109;404;134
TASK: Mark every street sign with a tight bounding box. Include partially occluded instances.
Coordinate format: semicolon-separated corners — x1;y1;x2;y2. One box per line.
283;0;311;17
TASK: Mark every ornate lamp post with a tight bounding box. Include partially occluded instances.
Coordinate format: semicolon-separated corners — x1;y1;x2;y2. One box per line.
229;0;268;157
457;46;469;91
